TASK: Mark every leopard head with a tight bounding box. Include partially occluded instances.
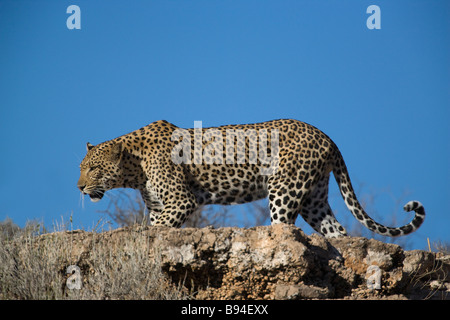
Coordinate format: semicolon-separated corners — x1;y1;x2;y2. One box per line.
77;142;123;202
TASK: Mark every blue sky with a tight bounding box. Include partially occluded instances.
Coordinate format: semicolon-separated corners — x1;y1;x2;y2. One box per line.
0;1;448;250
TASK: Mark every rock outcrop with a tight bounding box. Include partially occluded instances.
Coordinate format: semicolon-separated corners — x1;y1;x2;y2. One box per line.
42;224;450;300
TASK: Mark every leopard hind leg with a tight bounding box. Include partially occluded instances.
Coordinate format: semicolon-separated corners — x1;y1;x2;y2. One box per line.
300;175;347;238
267;176;302;225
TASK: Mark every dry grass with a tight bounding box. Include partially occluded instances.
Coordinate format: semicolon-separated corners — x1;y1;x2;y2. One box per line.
409;254;449;300
0;219;188;300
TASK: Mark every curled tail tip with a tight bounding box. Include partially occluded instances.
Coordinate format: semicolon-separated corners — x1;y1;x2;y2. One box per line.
403;200;424;213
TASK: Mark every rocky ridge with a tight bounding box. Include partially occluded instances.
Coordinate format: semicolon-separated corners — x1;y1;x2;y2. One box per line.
43;224;449;299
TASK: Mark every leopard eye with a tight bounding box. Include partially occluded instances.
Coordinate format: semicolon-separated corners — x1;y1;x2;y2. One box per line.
87;165;100;173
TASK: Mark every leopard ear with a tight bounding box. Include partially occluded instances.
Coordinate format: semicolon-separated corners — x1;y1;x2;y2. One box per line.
86;142;95;152
109;142;123;163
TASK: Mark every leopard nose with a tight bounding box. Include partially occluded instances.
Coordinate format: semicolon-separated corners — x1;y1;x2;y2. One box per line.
78;184;85;192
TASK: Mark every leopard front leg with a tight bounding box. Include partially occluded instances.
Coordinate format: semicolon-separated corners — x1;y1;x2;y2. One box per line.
139;183;164;225
141;181;198;228
153;200;197;227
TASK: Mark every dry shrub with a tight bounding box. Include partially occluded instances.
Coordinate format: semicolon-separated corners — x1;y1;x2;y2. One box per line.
0;223;187;300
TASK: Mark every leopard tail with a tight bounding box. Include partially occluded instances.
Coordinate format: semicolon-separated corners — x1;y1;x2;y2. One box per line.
332;150;425;237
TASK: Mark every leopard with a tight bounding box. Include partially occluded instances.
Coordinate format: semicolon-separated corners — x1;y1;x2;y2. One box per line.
77;119;425;238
